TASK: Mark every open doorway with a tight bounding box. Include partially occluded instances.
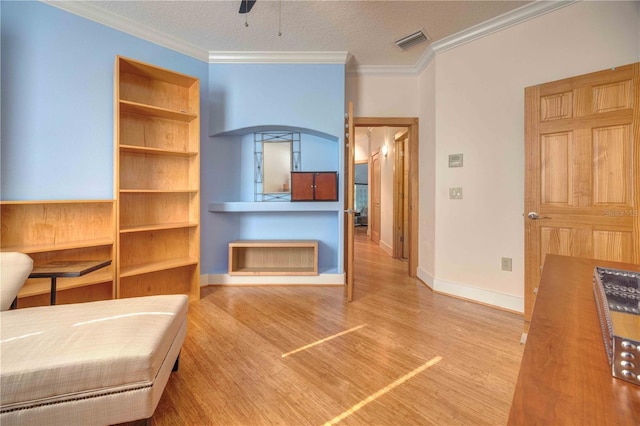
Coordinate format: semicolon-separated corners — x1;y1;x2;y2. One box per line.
352;118;418;277
354;161;369;229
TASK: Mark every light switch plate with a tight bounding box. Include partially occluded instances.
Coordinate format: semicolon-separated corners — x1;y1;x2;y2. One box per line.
449;187;463;199
449;153;463;167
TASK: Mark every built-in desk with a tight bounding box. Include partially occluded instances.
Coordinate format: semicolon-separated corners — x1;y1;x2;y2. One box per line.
508;254;640;425
28;260;112;306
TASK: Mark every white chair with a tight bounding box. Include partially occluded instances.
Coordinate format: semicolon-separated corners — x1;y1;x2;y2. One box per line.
0;252;188;425
0;252;33;311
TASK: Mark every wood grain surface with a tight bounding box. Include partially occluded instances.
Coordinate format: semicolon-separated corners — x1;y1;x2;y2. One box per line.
152;230;525;425
509;254;640;425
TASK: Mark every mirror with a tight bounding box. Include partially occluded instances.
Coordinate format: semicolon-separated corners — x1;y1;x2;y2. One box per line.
255;132;301;201
263;142;292;193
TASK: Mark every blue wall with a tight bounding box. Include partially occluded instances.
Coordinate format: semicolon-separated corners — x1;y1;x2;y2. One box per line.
203;63;345;275
0;1;208;200
209;63;344;136
1;2;346;277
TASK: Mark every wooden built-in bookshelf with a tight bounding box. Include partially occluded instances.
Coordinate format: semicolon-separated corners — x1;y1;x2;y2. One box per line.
0;57;201;306
0;200;116;307
115;56;200;301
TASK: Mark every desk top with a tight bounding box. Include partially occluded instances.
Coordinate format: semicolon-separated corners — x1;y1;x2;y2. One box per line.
508;255;640;425
29;260;112;278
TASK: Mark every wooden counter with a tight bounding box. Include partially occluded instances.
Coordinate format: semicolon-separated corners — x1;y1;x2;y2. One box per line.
508;254;640;425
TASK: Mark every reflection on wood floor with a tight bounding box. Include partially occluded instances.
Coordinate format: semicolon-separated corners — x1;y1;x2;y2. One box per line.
153;229;524;425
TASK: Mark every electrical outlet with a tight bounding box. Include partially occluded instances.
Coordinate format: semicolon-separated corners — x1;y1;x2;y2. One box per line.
449;187;463;199
501;257;512;272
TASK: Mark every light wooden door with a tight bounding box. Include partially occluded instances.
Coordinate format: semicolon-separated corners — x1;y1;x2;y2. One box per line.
402;136;409;258
371;151;381;244
524;63;640;322
344;102;355;301
394;133;410;260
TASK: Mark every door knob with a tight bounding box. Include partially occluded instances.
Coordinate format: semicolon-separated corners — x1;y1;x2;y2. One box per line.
527;212;550;220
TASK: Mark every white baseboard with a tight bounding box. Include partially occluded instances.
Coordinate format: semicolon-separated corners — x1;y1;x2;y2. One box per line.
520;332;528;345
417;267;523;313
417;267;435;288
202;273;345;286
380;241;393;256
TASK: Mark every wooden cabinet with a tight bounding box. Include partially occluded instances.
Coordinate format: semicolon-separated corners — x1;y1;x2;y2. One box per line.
228;240;318;276
508;255;640;424
0;200;116;307
115;56;200;301
291;172;338;201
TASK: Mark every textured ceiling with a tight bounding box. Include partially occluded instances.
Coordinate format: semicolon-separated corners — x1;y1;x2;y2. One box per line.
83;1;531;67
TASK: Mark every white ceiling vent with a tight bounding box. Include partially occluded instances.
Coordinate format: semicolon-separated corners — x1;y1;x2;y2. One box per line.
395;30;429;51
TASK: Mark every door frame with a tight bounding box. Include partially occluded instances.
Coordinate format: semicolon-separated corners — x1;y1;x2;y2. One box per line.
354;117;419;277
345;103;355;301
370;150;381;245
393;130;409;260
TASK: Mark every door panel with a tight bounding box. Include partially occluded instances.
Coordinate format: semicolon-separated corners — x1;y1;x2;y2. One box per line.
593;230;633;263
314;172;338;201
524;63;640;322
592;125;632;205
541;132;572;205
393;133;410;260
344;102;355;301
371;152;381;245
402;137;409;259
291;173;314;201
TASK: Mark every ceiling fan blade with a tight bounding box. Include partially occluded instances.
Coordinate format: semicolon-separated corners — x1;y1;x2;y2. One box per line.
239;0;257;14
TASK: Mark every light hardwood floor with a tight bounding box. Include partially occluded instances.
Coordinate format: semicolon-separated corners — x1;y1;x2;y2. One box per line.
153;229;525;425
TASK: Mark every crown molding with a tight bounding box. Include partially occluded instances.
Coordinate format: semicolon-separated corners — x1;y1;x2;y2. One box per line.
209;51;352;65
349;0;578;76
346;45;435;76
44;0;578;74
345;63;421;76
42;1;209;62
429;0;577;55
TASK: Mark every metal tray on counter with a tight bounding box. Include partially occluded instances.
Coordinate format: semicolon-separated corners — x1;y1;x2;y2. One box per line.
593;266;640;385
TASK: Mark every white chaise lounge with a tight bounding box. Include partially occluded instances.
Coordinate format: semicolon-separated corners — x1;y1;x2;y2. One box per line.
0;252;188;425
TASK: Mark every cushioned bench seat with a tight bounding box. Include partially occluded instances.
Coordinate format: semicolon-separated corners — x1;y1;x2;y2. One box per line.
0;295;188;425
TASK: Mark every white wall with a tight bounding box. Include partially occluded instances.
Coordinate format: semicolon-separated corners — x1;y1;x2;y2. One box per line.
367;127;404;254
417;60;436;283
354;127;370;162
346;73;418;117
347;0;640;313
428;0;640;311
